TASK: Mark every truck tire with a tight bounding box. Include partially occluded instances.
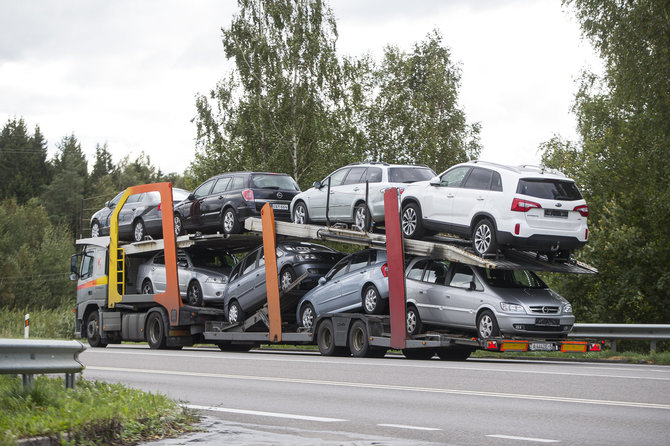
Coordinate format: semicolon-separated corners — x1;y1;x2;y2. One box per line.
317;319;348;356
86;311;107;348
436;347;473;361
402;348;435;360
348;319;386;358
146;311;167;349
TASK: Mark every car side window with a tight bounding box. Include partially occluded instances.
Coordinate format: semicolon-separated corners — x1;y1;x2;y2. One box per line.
448;264;483;290
231;176;245;190
424;260;449;285
177;252;189;268
365;167;382;183
126;193;143;204
153;254;165;265
407;260;428;281
229;262;242;281
491;172;503;192
327;258;349;280
462;168;493;191
242;251;259;275
212;177;231;194
327;168;349;187
342;167;367;185
193;180;215;199
440;167;470;187
349;251;370;273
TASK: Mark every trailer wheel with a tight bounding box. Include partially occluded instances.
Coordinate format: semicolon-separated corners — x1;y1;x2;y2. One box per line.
146;312;167;349
362;285;384;315
406;305;423;336
317;319;348;356
348;319;386;358
86;311;107;348
477;310;500;339
187;281;204;306
402;349;435;360
436;347;473;361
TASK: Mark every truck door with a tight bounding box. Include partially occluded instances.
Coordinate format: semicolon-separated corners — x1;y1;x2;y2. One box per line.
76;245;108;305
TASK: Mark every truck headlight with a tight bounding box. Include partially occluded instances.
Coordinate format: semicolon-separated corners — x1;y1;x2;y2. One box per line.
500;302;525;313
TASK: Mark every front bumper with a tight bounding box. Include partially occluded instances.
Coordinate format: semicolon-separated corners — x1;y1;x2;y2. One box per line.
497;313;575;338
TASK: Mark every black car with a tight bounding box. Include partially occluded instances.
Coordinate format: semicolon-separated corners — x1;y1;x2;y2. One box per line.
90;188;190;242
174;172;300;235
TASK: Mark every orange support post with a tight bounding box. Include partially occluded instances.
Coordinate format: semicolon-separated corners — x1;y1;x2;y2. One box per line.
384;188;407;349
262;203;282;342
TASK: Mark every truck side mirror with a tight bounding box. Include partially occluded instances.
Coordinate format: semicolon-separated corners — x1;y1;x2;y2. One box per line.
70;255;79;279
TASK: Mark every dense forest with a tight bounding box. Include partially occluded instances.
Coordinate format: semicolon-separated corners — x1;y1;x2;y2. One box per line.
0;0;668;326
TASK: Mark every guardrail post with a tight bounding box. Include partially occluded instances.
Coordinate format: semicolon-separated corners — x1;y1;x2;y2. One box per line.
611;340;617;353
650;340;657;353
22;374;34;390
65;373;76;389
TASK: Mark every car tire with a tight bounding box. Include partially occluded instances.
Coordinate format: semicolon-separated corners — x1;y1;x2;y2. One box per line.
222;208;241;234
299;302;316;329
293;201;310;225
227;300;245;324
316;319;348;356
146;312;167;349
406;304;424;336
91;220;101;238
133;219;146;242
280;266;297;291
141;279;154;294
85;311;107;348
436;347;473;361
402;349;435;360
354;203;370;231
477;309;500;339
472;218;498;256
174;214;184;236
401;202;425;239
187;281;204;306
362;284;384;315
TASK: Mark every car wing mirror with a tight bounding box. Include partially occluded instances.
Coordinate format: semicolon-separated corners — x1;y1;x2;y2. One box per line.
178;261;188;268
318;276;327;285
187;193;195;201
313;181;322;189
429;176;440;186
468;281;477;291
106;200;114;208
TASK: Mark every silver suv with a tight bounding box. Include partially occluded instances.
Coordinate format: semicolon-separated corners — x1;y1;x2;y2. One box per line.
291;162;436;229
400;161;589;257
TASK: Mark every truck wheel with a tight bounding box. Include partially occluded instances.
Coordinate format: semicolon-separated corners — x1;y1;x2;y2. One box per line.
300;302;315;329
146;312;167;349
477;310;500;339
436;347;473;361
472;219;498;256
406;305;423;336
86;311;107;348
222;208;241;234
401;203;425;239
133;219;146;242
227;300;244;324
402;348;435;360
316;319;348;356
348;319;385;358
362;285;384;315
187;281;204;306
141;279;154;294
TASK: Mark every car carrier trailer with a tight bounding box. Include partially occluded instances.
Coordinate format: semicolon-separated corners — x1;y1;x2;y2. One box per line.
72;183;598;359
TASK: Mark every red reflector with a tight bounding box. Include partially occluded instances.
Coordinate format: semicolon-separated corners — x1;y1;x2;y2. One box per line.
514;223;520;235
487;341;498;350
381;263;388;277
573;204;589;217
511;198;541;212
398;188;405;195
589;343;602;352
157;203;162;211
242;189;254;201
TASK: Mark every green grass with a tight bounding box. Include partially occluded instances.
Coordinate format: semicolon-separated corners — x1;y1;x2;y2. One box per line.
0;306;75;340
0;375;197;445
471;349;670;365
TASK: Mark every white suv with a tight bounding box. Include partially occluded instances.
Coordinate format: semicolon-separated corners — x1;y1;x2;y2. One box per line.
291;162;436;229
400;161;589;257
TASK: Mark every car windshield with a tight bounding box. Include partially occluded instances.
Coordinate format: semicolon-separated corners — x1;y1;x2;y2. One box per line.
250;174;299;191
190;250;237;269
516;179;583;201
173;189;190;201
281;243;334;253
388;167;436;183
479;268;547;289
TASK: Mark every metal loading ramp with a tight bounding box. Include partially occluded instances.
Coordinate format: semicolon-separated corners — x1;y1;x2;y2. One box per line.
244;217;597;275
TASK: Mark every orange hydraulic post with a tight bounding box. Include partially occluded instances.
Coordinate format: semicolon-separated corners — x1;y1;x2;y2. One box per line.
108;183;181;326
384;188;407;349
261;203;282;342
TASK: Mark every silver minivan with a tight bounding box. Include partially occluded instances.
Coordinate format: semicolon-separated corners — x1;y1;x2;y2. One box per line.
405;257;575;339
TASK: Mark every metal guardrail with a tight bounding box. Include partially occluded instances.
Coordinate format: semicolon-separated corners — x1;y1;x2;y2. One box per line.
0;339;87;389
569;324;670;352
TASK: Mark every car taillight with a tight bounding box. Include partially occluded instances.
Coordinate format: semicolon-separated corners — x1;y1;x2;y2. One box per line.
242;189;254;201
157;203;161;211
511;198;541;212
398;188;405;195
585;228;589;240
574;204;589;217
381;263;388;277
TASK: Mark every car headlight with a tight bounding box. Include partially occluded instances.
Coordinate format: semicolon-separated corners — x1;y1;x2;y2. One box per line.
206;276;227;284
297;254;317;260
500;302;525;313
563;303;572;314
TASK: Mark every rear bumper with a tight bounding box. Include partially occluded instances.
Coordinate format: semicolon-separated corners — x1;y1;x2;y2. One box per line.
497;231;587;251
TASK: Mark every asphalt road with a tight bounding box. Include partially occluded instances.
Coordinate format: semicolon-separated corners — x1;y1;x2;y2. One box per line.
80;345;670;445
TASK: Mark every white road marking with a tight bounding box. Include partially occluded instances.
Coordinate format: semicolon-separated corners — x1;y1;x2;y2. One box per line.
185;404;346;422
86;366;670;410
378;423;442;431
84;348;670;382
487;434;560;443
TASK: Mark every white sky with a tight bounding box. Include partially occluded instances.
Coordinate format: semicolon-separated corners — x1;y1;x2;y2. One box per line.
0;0;602;175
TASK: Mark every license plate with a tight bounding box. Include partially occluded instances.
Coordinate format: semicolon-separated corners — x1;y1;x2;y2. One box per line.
271;203;289;210
530;342;555;351
535;318;560;326
544;209;568;218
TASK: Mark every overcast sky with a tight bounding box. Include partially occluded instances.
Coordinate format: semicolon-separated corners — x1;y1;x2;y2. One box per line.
0;0;602;176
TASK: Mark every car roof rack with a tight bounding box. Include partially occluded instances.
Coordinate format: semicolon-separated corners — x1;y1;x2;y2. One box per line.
470;160;521;173
517;165;567;177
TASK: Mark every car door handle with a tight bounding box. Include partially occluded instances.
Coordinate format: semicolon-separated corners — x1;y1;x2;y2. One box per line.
88;290;92;295
330;191;335;194
419;290;425;294
447;194;455;198
218;195;223;199
476;196;484;201
352;187;360;191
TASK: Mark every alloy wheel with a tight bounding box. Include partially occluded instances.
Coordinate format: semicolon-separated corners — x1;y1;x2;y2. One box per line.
474;224;492;254
402;207;417;236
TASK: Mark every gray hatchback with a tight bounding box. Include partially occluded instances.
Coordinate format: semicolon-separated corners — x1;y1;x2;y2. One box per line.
405;257;575;339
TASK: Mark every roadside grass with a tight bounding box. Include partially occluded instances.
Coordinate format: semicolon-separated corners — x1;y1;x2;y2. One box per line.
0;306;75;339
0;375;198;445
